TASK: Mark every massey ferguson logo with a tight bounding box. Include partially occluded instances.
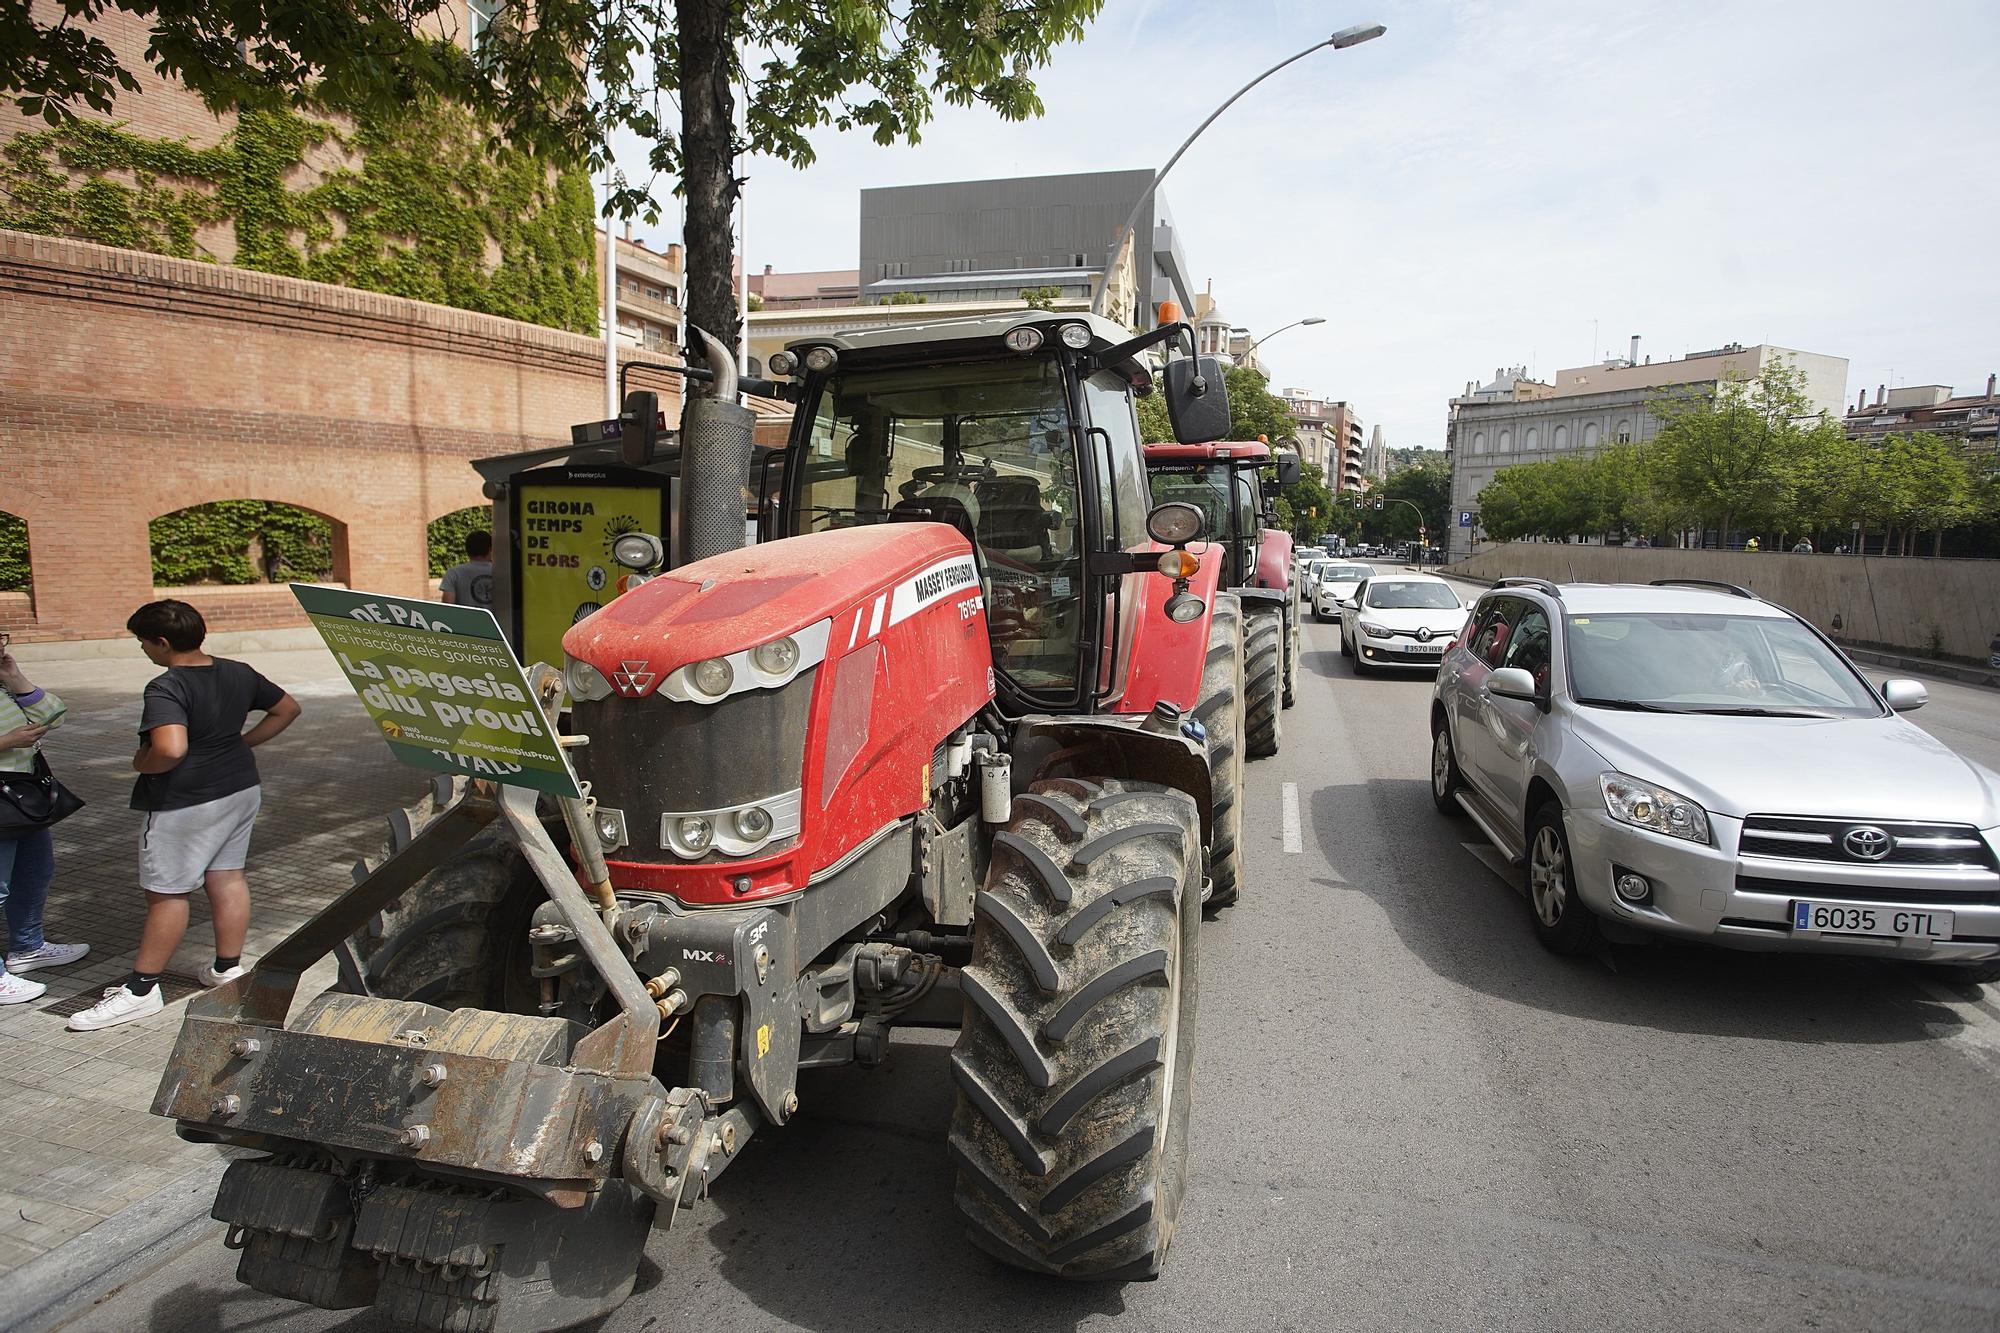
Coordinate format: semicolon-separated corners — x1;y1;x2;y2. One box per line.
612;660;656;695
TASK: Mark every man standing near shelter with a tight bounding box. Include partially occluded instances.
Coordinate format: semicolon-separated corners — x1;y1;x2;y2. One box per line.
68;601;302;1031
440;530;495;607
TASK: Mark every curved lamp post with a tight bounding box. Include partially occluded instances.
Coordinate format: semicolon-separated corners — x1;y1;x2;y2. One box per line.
1242;316;1326;358
1092;23;1387;320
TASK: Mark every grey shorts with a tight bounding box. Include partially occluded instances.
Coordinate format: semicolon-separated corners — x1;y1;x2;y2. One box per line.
140;786;262;894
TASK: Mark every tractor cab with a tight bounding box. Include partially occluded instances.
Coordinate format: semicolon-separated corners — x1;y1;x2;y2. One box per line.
769;311;1231;716
1141;441;1299;589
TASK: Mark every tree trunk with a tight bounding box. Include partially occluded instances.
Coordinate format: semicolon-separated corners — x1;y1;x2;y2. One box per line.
678;0;739;355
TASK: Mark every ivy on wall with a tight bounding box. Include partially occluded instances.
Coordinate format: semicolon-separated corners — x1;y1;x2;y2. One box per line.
0;102;598;333
0;512;28;593
427;505;490;579
149;501;336;586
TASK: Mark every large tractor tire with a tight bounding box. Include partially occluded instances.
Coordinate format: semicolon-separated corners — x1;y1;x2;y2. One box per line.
1281;607;1298;710
335;776;542;1010
1195;594;1247;910
950;777;1201;1280
1244;609;1282;761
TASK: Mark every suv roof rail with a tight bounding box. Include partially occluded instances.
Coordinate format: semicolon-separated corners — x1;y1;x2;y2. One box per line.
1493;576;1562;598
1648;578;1757;599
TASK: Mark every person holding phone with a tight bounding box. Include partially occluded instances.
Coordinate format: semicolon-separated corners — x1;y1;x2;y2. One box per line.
0;632;89;1004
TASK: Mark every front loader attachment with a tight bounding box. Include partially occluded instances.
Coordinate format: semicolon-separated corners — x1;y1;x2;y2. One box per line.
152;783;755;1332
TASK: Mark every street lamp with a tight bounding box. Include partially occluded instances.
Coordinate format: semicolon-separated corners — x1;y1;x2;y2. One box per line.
1242;316;1326;358
1092;23;1388;320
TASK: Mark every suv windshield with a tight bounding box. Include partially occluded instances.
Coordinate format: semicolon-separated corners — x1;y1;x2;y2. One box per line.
1365;581;1459;610
1568;612;1881;716
794;356;1083;698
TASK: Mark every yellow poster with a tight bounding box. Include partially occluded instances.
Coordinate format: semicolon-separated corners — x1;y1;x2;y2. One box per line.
516;477;666;670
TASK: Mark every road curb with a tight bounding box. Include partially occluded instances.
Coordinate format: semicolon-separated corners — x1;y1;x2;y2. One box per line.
3;1155;231;1333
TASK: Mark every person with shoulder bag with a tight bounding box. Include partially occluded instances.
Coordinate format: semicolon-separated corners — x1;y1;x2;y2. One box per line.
0;632;90;1005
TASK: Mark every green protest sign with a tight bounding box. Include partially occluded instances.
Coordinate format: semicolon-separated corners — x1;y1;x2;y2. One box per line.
291;584;581;798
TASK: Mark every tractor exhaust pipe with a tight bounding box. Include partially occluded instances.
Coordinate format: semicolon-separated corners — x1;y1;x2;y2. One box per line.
679;325;756;564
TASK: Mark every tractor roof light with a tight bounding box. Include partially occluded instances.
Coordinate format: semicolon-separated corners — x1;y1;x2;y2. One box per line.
1003;327;1044;353
767;350;798;377
1057;322;1092;349
803;346;838;373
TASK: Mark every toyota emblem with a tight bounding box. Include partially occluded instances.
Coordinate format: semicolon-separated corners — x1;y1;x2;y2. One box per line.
1842;826;1893;860
1416;626;1434;642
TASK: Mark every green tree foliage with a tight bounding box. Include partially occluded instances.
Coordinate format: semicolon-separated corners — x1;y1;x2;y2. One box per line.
0;511;29;593
1272;462;1333;542
879;291;928;305
1136;388;1170;445
149;501;337;586
1019;285;1062;310
1;1;1104;356
1224;365;1298;444
427;505;490;579
1382;457;1451;540
0;106;598;332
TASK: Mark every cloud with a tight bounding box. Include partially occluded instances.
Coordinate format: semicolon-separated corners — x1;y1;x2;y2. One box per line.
616;0;2000;445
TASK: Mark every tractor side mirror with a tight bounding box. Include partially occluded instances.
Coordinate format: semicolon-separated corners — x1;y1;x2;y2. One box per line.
1162;356;1231;445
618;390;660;467
1274;452;1302;487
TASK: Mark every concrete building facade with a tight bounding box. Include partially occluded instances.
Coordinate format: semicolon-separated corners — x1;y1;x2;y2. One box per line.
1845;377;2000;450
605;230;685;352
858;170;1193;327
1446;342;1850;559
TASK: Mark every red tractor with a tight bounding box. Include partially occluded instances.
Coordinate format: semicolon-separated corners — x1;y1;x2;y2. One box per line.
1144;439;1301;771
155;313;1248;1330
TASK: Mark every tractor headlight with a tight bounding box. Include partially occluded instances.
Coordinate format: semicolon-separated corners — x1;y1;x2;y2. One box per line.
691;657;734;697
676;816;714;853
750;636;800;676
1165;592;1206;623
1057;322;1092;349
611;532;664;572
803;346;838;373
767;350;797;376
564;657;613;702
1003;327;1044;353
734;805;774;841
1599;772;1710;844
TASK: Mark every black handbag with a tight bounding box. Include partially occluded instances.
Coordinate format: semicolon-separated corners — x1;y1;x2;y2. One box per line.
0;752;85;834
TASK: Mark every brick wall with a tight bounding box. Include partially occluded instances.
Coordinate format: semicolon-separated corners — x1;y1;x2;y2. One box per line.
0;229;722;642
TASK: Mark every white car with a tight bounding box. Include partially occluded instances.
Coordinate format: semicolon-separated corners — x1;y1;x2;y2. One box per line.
1337;573;1467;674
1311;562;1375;621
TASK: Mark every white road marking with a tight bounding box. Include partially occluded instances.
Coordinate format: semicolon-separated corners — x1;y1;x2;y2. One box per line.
1282;783;1301;853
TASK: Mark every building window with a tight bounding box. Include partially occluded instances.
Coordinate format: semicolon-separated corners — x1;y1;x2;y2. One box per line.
1472;431;1487;456
1582;421;1599;448
1552;424;1568;450
1615;419;1632;444
468;0;502;48
1522;427;1538;451
1497;430;1512;453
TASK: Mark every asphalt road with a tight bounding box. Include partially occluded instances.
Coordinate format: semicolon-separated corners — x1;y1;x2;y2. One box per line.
71;613;2000;1332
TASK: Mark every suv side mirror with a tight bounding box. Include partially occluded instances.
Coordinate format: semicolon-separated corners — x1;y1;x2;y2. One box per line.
1488;666;1540;703
1273;452;1302;487
1162;356;1232;444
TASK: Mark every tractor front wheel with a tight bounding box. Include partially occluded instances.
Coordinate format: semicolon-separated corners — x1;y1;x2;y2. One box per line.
1194;594;1246;909
950;777;1201;1280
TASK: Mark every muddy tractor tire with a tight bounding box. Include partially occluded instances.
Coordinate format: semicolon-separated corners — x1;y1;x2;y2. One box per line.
950;777;1201;1280
336;776;541;1011
1244;609;1282;761
1281;607;1298;710
1195;593;1247;910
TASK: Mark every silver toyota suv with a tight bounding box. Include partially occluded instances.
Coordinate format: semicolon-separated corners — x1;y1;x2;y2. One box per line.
1431;577;2000;980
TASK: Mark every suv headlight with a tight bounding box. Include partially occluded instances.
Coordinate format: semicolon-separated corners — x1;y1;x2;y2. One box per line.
1599;772;1710;844
1359;621;1393;639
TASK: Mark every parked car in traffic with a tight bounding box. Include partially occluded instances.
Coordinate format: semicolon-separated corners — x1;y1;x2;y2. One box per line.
1311;562;1375;621
1430;577;2000;981
1337;573;1466;672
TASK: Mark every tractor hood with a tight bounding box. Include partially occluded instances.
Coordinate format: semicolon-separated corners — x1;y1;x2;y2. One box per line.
563;523;979;692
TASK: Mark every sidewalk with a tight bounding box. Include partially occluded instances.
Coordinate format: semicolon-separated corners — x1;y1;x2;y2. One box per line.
0;643;417;1277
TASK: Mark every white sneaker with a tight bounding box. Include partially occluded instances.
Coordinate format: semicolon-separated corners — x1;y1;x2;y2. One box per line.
67;984;164;1031
6;942;89;973
0;973;47;1005
199;962;249;988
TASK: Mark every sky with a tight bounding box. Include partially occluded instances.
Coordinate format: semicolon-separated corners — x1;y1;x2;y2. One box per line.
614;0;2000;450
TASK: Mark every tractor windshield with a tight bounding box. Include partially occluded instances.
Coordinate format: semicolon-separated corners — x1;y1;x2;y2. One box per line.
1147;463;1235;545
792;356;1085;699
